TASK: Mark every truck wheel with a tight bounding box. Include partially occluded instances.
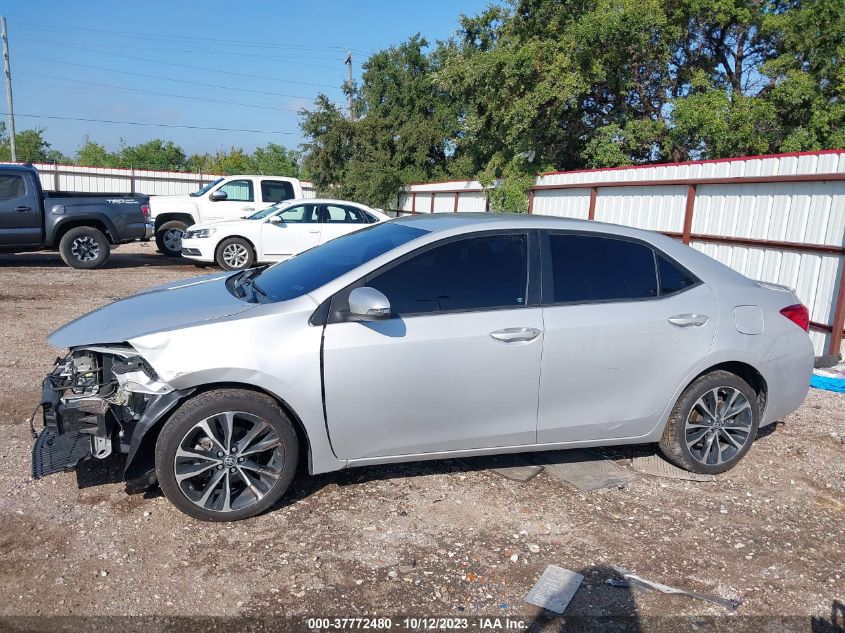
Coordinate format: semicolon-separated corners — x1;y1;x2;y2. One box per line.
155;220;188;257
59;226;110;269
216;237;255;271
155;389;299;522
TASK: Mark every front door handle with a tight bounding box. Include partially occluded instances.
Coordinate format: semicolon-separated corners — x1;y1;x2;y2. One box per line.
668;314;709;327
242;206;255;212
490;327;541;343
14;205;31;212
308;229;320;233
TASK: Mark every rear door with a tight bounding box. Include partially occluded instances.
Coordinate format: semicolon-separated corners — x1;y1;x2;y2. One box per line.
0;172;41;246
318;204;372;245
537;231;717;443
259;202;321;260
322;231;543;460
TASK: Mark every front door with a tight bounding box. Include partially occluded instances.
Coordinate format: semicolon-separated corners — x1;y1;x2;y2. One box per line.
259;203;321;260
323;231;543;460
204;179;256;222
0;173;40;246
537;231;718;442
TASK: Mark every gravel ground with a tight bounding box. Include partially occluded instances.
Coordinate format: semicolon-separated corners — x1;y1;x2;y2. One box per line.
0;243;843;631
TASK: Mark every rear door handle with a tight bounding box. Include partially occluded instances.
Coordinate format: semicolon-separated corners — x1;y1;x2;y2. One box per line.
14;205;31;212
490;327;541;343
242;206;255;212
668;314;709;327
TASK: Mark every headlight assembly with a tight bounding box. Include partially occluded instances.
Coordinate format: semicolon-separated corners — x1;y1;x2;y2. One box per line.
185;228;216;239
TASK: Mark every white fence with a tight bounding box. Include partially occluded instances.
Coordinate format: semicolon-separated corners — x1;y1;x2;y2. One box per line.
6;162;315;198
399;150;845;357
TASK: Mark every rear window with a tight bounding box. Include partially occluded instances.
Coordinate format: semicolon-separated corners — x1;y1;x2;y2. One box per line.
0;175;25;200
547;233;658;303
262;180;295;203
254;223;428;302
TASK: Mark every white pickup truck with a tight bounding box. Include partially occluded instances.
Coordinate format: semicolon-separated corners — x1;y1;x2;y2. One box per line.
150;175;309;256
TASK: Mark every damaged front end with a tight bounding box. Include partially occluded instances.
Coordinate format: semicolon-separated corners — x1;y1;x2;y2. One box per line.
33;345;191;491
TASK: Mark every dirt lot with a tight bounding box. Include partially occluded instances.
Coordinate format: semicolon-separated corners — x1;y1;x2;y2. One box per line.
1;243;844;631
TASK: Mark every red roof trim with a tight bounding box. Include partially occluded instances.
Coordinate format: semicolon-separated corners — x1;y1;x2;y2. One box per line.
538;149;845;177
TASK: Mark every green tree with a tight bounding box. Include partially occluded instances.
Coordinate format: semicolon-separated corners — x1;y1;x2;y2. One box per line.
252;143;300;176
76;137;117;167
300;35;462;208
116;139;188;170
0;126;67;163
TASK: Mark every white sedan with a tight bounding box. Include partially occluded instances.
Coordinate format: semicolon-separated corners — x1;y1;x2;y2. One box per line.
180;199;389;270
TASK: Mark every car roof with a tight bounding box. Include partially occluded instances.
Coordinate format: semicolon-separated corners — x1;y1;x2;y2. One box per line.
281;198;372;207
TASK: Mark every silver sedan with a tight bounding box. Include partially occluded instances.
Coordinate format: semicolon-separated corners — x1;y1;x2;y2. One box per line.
36;214;814;521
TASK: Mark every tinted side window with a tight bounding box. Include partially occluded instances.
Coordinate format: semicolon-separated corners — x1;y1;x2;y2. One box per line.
368;233;528;315
218;179;253;202
323;205;368;224
0;175;25;200
261;180;294;203
657;254;697;294
278;204;318;223
547;234;657;303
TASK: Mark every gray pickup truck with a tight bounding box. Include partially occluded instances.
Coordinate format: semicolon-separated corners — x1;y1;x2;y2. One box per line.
0;164;153;269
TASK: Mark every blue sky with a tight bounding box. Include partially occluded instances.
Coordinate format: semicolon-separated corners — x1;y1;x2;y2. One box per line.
3;0;493;157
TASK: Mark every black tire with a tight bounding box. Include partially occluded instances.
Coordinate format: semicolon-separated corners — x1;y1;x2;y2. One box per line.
155;220;189;257
659;370;760;475
155;389;299;522
58;226;110;269
215;236;255;271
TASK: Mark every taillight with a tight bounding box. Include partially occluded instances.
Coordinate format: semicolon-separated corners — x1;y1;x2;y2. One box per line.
141;204;150;217
779;304;809;332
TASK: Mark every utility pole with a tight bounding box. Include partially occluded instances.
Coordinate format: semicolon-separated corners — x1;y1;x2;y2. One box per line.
2;16;15;162
344;50;353;121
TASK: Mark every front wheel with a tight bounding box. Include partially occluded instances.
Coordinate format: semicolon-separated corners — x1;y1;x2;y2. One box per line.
155;389;299;521
215;237;255;271
659;370;760;475
155;220;188;257
58;226;110;269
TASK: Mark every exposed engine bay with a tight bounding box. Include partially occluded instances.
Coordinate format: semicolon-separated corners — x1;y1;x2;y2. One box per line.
33;345;181;486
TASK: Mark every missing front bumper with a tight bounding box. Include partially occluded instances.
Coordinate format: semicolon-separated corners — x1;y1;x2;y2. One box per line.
32;428;92;478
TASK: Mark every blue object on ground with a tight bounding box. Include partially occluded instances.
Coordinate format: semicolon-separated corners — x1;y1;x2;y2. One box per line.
811;373;845;393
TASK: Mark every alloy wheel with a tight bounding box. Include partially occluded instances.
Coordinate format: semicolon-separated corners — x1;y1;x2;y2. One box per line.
174;411;284;513
163;228;183;253
70;236;100;262
222;243;249;268
684;386;753;466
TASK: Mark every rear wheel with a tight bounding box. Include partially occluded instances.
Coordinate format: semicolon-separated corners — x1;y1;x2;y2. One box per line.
215;237;255;271
155;220;188;257
659;370;759;474
155;389;299;521
58;226;110;269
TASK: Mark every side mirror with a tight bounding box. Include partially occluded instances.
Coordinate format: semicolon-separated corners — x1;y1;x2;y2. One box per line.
209;190;228;201
267;215;283;223
348;287;391;320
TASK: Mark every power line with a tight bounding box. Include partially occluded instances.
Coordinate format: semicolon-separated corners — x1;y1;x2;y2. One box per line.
14;35;346;69
10;20;371;56
1;111;296;134
18;71;304;113
24;55;328;101
18;39;340;90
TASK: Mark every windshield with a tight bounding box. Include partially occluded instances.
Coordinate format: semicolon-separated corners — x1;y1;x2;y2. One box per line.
190;177;224;197
247;204;285;220
254;222;428;302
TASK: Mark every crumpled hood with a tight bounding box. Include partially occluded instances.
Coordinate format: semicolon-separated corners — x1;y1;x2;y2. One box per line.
48;272;257;349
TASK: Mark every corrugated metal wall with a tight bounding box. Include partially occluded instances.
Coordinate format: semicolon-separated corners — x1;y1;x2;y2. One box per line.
4;162;316;198
400;150;845;356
